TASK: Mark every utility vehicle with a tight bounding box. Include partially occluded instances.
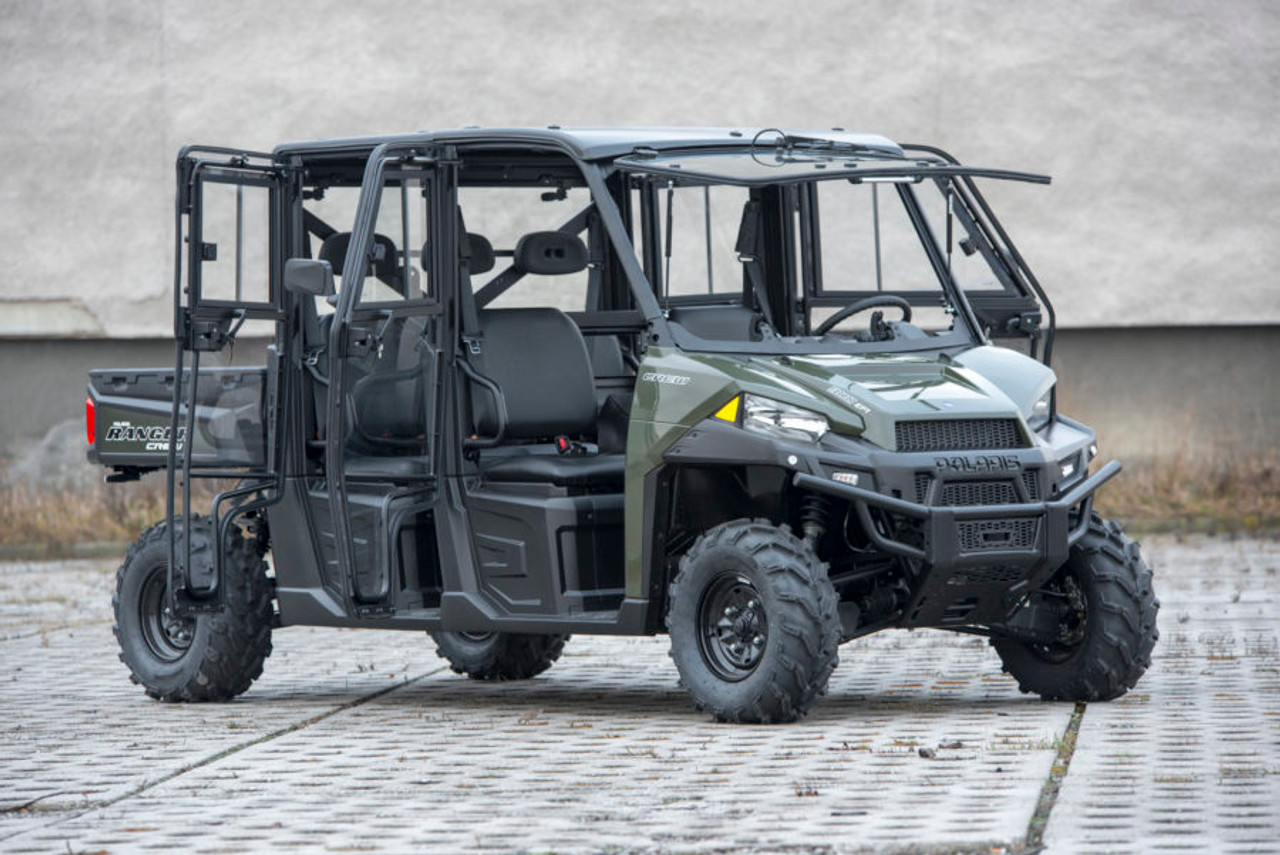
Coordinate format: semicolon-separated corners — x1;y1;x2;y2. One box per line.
88;127;1158;722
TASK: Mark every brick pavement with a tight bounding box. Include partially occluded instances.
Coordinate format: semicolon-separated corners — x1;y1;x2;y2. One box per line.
0;534;1276;854
1045;536;1280;855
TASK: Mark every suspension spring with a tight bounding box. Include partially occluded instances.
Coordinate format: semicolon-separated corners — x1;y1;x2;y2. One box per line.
800;493;832;547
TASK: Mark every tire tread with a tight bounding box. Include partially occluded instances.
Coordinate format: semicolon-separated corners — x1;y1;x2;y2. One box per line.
113;517;273;702
667;518;840;724
995;512;1158;702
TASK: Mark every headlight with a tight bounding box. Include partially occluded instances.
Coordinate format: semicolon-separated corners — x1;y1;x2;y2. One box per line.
1028;388;1052;431
742;394;829;443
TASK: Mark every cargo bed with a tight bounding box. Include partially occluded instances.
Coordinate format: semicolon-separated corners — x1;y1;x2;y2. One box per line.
87;366;267;471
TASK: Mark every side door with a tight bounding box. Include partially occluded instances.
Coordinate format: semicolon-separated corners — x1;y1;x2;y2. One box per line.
169;149;292;607
325;149;448;613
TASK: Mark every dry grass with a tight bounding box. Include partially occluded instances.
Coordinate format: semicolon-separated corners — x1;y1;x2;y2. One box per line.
0;454;1276;556
0;478;225;556
1094;453;1280;534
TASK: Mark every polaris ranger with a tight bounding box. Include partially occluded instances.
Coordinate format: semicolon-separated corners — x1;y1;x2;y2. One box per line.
88;128;1158;722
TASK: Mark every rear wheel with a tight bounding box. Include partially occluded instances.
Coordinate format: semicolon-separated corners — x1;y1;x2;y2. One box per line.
667;518;840;723
430;631;568;680
113;518;273;701
994;513;1158;701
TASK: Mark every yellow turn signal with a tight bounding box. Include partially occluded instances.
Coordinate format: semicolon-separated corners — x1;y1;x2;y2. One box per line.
713;396;740;423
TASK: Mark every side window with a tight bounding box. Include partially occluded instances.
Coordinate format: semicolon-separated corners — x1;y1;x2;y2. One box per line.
300;186;359;324
656;184;749;300
191;170;278;339
461;186;591;312
358;170;431;306
916;182;1003;292
198;178;272;305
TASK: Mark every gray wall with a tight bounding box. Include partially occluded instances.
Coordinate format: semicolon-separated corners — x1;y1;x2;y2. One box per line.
2;0;1279;337
1053;326;1279;463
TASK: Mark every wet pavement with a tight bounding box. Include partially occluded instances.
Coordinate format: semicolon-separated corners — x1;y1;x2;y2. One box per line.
0;534;1276;854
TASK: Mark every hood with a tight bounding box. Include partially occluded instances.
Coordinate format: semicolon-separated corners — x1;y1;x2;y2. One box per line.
735;347;1054;449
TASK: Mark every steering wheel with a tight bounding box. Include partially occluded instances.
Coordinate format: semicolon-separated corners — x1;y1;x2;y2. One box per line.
813;295;913;336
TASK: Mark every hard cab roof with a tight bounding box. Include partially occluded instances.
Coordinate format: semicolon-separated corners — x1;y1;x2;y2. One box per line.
272;126;906;163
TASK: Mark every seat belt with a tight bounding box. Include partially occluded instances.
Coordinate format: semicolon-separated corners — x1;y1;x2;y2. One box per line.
454;217;496;450
458;261;482;358
456;216;483;359
735;200;777;333
742;258;777;333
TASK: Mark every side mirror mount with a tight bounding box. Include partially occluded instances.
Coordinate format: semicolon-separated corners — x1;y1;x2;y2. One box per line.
284;258;335;297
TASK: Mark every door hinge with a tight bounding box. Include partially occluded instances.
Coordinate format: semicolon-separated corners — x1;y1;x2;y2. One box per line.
186;319;230;352
344;326;375;358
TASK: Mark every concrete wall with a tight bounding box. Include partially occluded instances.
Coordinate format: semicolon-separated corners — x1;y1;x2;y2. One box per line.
1053;326;1279;463
2;0;1279;337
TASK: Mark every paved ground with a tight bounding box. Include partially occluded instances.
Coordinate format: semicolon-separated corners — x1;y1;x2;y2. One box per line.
0;534;1276;854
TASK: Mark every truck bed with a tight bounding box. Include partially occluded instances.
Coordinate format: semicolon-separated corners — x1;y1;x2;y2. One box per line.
87;366;267;471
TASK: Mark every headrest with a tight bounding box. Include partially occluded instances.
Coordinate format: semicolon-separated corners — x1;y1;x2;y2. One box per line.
318;232;398;279
514;231;588;276
464;233;495;275
419;232;495;276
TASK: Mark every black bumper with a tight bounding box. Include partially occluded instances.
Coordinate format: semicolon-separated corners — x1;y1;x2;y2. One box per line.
793;461;1121;626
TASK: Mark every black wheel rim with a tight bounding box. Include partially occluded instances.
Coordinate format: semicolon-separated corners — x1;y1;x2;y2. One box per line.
697;572;768;682
457;631;495;643
1031;570;1088;663
139;564;195;662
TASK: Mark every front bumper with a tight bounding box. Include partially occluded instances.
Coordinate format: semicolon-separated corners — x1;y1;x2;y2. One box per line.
793;460;1121;626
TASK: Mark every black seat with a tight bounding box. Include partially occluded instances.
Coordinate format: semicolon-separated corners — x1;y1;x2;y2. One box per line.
482;452;623;487
345;456;433;481
470;307;623;488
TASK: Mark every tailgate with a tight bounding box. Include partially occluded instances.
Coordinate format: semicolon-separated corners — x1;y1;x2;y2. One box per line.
87;367;267;470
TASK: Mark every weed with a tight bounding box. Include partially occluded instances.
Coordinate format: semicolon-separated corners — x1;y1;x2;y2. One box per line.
1093;453;1280;533
0;476;232;555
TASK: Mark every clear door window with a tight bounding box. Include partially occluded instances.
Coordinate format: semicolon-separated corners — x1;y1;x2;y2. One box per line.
198;179;272;306
357;171;431;306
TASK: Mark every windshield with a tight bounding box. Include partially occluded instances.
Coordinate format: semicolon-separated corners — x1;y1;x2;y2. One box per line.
626;169;988;355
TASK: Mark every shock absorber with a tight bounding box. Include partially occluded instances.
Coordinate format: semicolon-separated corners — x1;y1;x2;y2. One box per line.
800;493;832;547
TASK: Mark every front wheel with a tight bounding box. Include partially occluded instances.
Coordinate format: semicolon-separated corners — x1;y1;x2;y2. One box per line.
667;519;840;723
993;513;1159;701
113;518;273;702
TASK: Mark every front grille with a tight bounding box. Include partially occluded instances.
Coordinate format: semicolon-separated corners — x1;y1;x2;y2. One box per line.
948;565;1027;586
914;472;933;504
940;480;1018;506
895;418;1025;452
1021;468;1042;501
957;518;1039;551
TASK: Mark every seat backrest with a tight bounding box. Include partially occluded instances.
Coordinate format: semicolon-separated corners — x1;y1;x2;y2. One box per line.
473;308;596;440
422;231;495;278
668;303;762;341
586;335;626;379
319;231;404;292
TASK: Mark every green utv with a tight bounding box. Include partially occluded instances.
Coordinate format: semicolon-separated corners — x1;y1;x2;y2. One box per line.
88;128;1158;722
